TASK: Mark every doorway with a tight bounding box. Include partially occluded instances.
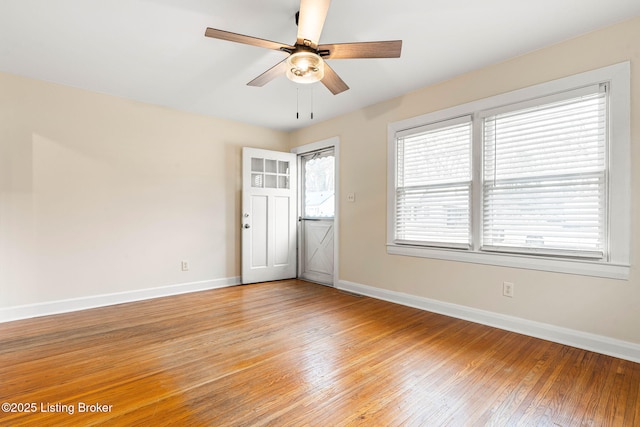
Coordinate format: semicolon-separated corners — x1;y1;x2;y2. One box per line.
241;139;339;286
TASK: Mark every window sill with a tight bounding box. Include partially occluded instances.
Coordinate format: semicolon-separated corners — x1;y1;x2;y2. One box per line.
386;244;629;280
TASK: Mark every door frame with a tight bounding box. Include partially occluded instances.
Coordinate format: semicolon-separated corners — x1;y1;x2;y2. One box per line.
291;137;340;287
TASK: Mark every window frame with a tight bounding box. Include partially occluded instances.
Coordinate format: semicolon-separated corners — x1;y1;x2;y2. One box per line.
387;62;630;280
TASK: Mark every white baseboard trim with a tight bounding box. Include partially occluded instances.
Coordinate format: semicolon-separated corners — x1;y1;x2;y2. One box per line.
0;277;241;323
337;279;640;364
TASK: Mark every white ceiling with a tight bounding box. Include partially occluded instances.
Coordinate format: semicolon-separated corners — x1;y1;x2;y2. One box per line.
1;0;638;132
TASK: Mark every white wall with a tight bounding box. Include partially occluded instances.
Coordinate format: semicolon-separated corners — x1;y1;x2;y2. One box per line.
0;72;288;312
290;17;640;346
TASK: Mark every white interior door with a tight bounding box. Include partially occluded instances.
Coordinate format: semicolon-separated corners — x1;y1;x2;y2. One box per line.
242;147;297;284
299;148;335;285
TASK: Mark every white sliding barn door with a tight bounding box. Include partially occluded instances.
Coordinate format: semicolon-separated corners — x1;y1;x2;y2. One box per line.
242;147;297;284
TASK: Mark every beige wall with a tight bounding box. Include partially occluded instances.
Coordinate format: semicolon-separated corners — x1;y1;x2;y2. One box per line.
289;17;640;344
0;72;288;308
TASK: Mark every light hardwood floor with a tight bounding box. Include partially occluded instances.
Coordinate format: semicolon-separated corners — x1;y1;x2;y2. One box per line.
1;280;639;426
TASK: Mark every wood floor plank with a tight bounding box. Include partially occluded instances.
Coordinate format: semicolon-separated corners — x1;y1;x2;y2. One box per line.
1;279;638;426
625;361;640;424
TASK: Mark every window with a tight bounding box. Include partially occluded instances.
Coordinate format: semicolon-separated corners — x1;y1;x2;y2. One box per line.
395;116;472;248
301;149;335;218
251;157;290;189
482;85;607;258
387;62;630;279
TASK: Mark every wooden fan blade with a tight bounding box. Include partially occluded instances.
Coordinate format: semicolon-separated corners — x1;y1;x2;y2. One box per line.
247;59;289;87
205;28;293;52
296;0;331;48
321;63;349;95
318;40;402;59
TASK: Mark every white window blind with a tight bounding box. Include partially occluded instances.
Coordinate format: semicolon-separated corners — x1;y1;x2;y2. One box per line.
482;84;607;258
395;116;472;248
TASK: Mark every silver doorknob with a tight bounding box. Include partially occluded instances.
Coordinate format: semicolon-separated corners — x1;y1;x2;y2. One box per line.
244;224;251;229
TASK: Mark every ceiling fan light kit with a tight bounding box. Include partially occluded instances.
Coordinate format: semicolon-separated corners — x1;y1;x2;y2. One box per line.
204;0;402;95
286;51;325;84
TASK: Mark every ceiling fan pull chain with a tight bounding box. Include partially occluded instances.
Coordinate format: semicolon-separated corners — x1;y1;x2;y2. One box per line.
296;88;300;119
310;87;314;120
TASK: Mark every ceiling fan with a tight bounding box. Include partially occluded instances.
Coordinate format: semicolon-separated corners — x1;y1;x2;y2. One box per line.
204;0;402;95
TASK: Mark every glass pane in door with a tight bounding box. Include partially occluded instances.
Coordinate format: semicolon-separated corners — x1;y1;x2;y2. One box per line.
303;150;335;218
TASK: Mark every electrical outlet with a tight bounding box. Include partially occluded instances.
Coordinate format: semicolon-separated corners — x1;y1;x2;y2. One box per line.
503;281;514;298
347;193;356;202
181;260;189;271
